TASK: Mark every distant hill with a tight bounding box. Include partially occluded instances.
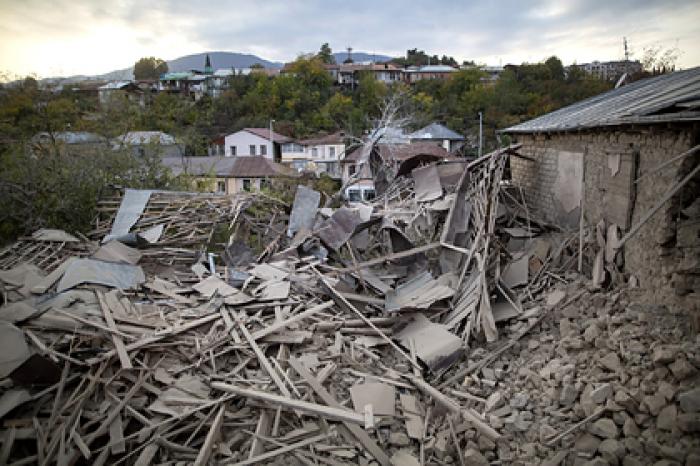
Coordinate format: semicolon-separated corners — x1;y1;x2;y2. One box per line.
168;51;283;72
332;52;395;63
35;50;397;85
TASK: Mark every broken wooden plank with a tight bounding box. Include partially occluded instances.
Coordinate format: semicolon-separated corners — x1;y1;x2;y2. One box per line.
193;404;226;466
211;383;373;426
288;356;391;466
250;300;334;341
96;291;133;370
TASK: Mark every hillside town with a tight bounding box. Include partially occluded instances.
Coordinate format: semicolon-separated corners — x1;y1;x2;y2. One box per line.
0;3;699;464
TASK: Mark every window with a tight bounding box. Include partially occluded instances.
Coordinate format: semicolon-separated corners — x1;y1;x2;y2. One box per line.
136;147;145;157
230;146;236;156
363;189;376;201
216;181;226;193
349;164;356;175
249;145;256;155
311;147;318;158
260;144;267;156
329;147;336;158
242;179;252;191
260;179;270;191
347;190;361;202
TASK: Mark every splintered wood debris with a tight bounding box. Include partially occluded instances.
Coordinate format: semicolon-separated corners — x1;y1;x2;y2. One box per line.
0;148;601;464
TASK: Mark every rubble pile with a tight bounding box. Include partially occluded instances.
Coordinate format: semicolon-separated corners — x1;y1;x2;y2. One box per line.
0;150;697;465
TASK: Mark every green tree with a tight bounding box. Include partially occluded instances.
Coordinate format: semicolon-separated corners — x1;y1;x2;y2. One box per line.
317;43;336;65
133;57;168;80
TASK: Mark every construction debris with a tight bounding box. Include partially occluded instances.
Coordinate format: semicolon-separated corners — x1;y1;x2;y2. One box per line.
0;144;697;465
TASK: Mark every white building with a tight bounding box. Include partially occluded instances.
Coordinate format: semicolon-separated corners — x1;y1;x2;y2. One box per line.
281;132;346;179
223;128;292;161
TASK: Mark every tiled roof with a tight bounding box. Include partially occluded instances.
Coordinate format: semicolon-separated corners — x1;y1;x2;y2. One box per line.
298;131;346;145
243;128;293;143
377;141;449;161
162;156;298;178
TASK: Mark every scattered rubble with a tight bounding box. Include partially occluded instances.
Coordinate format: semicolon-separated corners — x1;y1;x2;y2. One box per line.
0;146;697;465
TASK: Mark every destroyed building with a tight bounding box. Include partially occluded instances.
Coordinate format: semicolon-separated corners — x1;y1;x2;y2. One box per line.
503;66;700;311
0;71;699;465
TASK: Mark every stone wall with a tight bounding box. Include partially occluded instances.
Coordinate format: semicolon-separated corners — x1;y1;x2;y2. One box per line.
510;125;699;313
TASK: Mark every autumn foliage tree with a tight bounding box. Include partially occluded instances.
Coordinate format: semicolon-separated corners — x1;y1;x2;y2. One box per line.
133;57;168;80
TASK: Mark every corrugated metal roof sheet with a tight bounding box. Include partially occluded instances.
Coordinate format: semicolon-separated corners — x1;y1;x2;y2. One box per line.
502;66;700;133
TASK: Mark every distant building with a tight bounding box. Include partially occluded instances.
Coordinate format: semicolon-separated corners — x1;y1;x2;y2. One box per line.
295;132;347;179
223;128;292;161
405;65;458;83
570;60;643;81
113;131;183;158
98;81;144;107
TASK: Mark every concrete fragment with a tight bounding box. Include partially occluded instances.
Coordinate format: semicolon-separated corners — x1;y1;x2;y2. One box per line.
485;391;503;412
643;394;666;416
668;357;695;380
656;404;677;431
623;418;640;437
560;384;579;406
679;387;700;413
588;418;619;439
652;346;677;365
389;432;410;446
574;432;601;457
591;383;613;404
600;352;622;372
599;438;625;464
510;392;529;408
463;448;489;466
677;413;700;432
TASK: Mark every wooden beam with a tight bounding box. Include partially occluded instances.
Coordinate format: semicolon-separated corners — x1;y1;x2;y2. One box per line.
96;291;132;370
250;300;334;340
193;404;226;466
230;432;330;466
211;383;372;426
288;356;391;466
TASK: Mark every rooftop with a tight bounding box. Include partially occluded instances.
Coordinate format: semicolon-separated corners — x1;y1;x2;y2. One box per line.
241;128;293;143
503;66;700;133
298;131;346;146
408;123;465;141
163;156;297;179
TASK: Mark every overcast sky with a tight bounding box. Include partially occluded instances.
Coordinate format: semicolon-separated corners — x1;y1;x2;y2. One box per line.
1;0;698;78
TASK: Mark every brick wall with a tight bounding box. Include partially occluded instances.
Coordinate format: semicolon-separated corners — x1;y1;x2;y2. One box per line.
510;125;699;312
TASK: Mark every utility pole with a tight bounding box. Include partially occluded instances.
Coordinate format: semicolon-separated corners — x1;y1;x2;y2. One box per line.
623;37;629;61
478;112;483;157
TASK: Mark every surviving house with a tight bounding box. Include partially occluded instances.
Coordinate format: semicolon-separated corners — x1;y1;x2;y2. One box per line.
408;123;466;153
502;66;700;306
223;128;292;161
293;132;346;179
162;155;297;194
113;131;183;158
405;65;458;83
